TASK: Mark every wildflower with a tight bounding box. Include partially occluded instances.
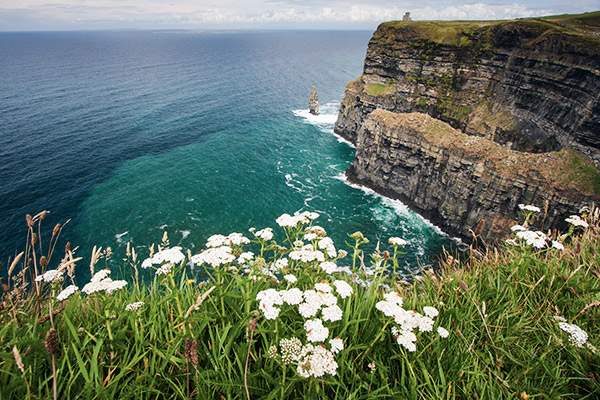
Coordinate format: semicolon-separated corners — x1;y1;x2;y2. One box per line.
35;269;64;284
368;361;376;372
304;319;329;343
511;225;527;232
423;306;439;319
284;274;297;284
505;238;518;246
329;337;344;354
227;232;250;246
289;248;325;263
276;213;309;228
437;327;450;338
149;246;185;266
156;263;173;275
263;306;281;320
297;344;338;378
518;204;541;213
388;237;407;246
516;230;547;249
307;225;327;236
206;234;228;248
320;261;337;274
315;282;332;294
565;215;589;228
301;211;320;220
238;252;254;264
349;231;365;241
317;237;337;258
81;269;127;295
125;301;145;311
333;280;353;298
298;301;321;319
56;285;78;301
255;228;273;241
304;233;318;241
268;345;278;359
190;246;235;268
321;305;343;322
282;288;303;305
396;329;417;352
383;292;403;306
280;337;302;364
551;240;565;250
273;258;288;271
558;322;589;348
337;249;348;259
91;269;111;282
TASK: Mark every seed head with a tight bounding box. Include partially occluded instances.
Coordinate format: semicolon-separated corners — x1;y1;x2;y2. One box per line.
26;214;34;228
459;280;469;292
52;224;61;236
40;256;48;268
45;328;59;355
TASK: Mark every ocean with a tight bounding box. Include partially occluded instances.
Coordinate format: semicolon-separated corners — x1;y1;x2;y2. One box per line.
0;30;456;281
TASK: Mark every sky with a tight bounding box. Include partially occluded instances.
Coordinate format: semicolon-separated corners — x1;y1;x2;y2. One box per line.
0;0;598;31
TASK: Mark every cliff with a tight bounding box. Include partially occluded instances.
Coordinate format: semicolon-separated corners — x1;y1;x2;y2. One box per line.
335;13;600;242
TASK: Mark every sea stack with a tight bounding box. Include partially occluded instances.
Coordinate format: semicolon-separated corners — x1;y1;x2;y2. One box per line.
309;86;319;115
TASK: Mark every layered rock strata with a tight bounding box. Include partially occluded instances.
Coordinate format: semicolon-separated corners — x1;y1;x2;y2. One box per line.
348;110;598;241
335;17;600;242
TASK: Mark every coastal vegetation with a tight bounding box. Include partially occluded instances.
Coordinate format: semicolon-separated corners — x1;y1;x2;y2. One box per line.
1;206;599;399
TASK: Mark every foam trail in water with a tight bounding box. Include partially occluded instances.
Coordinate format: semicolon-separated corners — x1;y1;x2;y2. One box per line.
333;172;453;238
293;102;355;148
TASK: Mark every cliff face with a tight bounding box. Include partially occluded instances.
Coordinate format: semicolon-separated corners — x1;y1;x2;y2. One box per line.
348;110;597;241
335;16;600;242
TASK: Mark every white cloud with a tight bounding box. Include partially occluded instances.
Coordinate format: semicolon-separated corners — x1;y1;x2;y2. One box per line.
0;0;594;30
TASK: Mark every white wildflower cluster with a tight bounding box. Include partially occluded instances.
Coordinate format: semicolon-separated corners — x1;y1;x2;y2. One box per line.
254;227;273;241
125;301;145;312
35;269;64;284
237;252;254;264
332;280;353;298
304;318;329;342
272;258;288;271
289;245;325;263
515;230;548;249
304;225;327;242
205;232;250;248
156;263;173;276
508;225;565;250
388;237;407;246
519;204;541;213
141;246;185;269
558;322;589;348
376;291;447;352
297;343;338;378
317;237;337;258
276;211;319;228
81;269;127;295
190;246;235;268
56;284;78;301
284;274;297;284
319;261;337;274
565;215;589;228
280;337;303;364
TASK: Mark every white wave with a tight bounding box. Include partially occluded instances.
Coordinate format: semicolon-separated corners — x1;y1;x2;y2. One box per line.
293;108;338;125
333;172;452;238
181;230;191;240
115;231;128;243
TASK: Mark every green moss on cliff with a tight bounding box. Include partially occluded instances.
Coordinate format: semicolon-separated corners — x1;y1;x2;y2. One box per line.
364;83;396;96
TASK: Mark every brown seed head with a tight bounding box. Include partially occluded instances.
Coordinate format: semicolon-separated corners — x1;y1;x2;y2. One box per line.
184;338;192;361
249;319;257;332
52;224;61;236
459;280;469;292
31;233;37;245
26;214;34;228
65;242;71;253
383;251;390;261
40;211;49;221
40;256;48;268
190;340;198;367
45;328;59;355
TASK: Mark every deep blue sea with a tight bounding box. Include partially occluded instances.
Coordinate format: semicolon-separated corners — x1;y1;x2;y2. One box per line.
0;30;455;281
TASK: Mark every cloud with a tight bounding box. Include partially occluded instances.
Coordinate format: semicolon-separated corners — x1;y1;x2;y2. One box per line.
0;0;595;30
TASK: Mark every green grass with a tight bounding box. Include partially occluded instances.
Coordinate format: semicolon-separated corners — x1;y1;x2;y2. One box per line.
364;83;396;96
1;209;599;399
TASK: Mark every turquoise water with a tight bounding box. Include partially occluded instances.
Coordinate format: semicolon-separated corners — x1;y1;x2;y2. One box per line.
0;31;456;280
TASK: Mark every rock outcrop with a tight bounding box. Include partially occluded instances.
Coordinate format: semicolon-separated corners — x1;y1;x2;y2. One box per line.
335;15;600;242
309;86;319;115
